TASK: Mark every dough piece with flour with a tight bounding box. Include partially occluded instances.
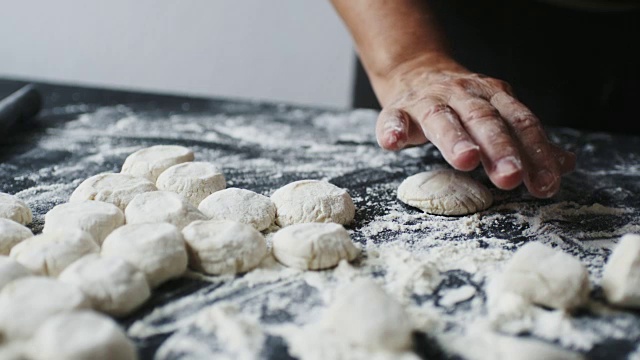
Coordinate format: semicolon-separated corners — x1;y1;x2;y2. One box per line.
102;223;187;288
156;161;226;206
272;223;360;270
0;219;33;255
324;279;412;351
601;233;640;308
0;277;90;340
198;188;276;231
488;242;590;310
397;169;493;215
270;180;355;227
31;311;138;360
69;173;157;211
182;220;267;275
121;145;194;182
0;193;32;225
125;191;207;230
44;201;124;245
10;229;99;277
0;256;30;290
59;254;151;317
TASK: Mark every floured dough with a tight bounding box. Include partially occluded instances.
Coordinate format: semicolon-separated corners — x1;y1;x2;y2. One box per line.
59;254;151;317
10;229;99;277
182;220;267;275
125;191;207;230
44;201;124;245
156;161;226;206
272;223;360;270
270;180;355;227
601;233;640;308
198;188;276;231
101;223;188;288
0;193;32;225
324;278;412;351
488;242;590;310
0;256;30;290
30;311;138;360
397;169;493;215
121;145;194;182
0;219;33;255
0;277;90;340
69;172;157;211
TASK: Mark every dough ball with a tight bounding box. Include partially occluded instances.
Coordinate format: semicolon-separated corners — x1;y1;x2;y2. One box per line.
44;201;124;245
270;180;355;227
0;341;30;360
601;233;640;308
0;277;89;340
397;169;493;216
102;223;187;288
10;229;99;277
0;256;30;290
488;242;589;310
272;223;360;270
0;219;33;255
69;172;157;211
0;193;32;225
182;220;267;275
324;279;412;351
121;145;194;182
59;254;151;317
125;191;206;230
30;310;138;360
198;188;276;231
156;161;226;206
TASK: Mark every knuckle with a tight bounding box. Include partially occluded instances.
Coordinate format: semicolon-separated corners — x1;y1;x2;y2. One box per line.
510;112;539;131
462;107;500;125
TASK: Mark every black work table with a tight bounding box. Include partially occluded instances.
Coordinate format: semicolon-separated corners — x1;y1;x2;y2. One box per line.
1;78;639;359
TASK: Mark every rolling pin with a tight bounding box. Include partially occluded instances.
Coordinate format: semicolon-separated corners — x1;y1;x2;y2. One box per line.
0;84;42;138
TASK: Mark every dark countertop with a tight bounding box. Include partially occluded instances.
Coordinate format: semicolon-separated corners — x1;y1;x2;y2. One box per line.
1;78;639;359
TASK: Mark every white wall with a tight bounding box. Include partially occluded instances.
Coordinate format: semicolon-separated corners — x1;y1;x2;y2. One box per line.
0;1;356;108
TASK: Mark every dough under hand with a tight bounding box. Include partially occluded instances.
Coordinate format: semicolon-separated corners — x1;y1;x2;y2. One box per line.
272;223;360;270
182;220;267;275
30;311;138;360
69;172;157;211
0;256;30;290
198;188;276;231
59;254;151;317
156;161;226;207
270;180;355;227
397;169;493;216
102;223;188;288
125;191;207;230
0;192;32;225
121;145;194;182
44;201;124;245
0;219;33;255
601;233;640;308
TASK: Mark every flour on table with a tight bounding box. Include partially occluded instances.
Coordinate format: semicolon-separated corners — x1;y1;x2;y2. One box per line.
0;219;33;255
43;200;124;245
121;145;194;182
69;173;157;211
156;161;226;207
0;192;32;225
124;191;206;230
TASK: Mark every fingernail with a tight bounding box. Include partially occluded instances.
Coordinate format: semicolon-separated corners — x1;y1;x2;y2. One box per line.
495;157;522;177
453;141;479;156
534;169;556;192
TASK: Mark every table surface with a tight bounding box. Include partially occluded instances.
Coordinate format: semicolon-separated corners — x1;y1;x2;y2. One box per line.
1;78;639;360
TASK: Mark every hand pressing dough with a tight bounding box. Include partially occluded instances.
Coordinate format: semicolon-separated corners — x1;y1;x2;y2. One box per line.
488;242;590;310
182;220;267;275
324;279;412;351
198;188;276;231
272;223;360;270
397;169;493;215
0;193;32;225
10;229;99;277
44;201;124;245
121;145;194;182
125;191;207;230
30;311;138;360
59;254;151;317
270;180;355;227
0;256;30;290
69;172;157;211
601;233;640;308
0;277;90;340
102;223;188;288
0;219;33;255
156;161;226;207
